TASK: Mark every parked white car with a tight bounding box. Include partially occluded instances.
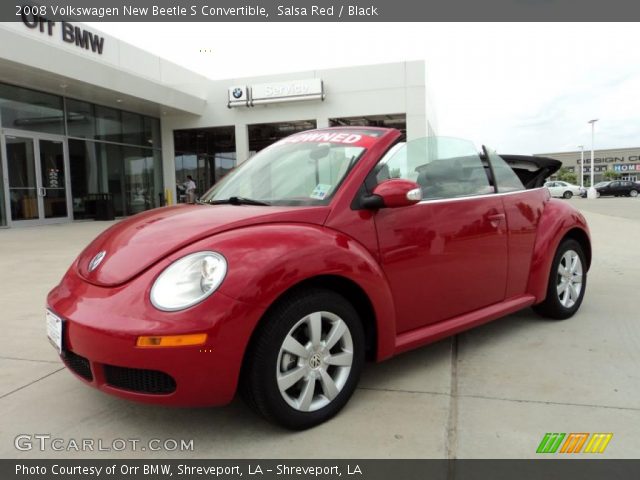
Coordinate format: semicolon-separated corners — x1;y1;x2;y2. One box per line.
544;181;584;199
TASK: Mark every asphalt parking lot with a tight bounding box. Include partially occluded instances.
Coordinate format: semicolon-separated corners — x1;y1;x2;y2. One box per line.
1;197;639;459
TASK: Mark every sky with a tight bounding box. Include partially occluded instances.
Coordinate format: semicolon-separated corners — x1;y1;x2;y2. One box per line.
88;22;640;154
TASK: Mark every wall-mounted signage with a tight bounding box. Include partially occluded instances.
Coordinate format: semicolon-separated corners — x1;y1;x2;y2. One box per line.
227;86;249;107
614;164;640;172
21;14;105;55
576;154;640;164
581;166;608;173
228;79;324;108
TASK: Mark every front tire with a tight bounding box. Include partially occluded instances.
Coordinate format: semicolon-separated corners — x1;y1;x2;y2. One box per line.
563;191;573;199
533;239;587;320
242;288;365;430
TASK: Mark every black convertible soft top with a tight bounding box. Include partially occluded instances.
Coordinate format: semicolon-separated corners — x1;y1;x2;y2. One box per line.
499;154;562;189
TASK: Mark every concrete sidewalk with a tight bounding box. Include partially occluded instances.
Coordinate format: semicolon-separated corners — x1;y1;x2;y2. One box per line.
0;200;638;458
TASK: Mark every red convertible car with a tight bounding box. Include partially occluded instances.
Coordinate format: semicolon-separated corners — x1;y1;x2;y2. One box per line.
47;128;590;429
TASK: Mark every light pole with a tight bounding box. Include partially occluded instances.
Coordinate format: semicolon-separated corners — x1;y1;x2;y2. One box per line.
587;119;599;199
578;145;584;189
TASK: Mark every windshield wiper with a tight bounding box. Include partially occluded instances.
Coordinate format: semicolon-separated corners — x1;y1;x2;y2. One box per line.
205;196;270;206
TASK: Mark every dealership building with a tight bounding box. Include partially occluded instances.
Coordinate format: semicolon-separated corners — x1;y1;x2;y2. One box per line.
535;147;640;185
0;19;434;228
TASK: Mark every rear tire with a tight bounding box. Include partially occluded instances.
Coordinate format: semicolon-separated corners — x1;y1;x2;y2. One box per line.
630;189;638;197
242;288;365;430
563;191;573;199
533;239;587;320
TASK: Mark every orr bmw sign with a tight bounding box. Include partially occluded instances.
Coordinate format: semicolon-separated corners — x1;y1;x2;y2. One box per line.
21;13;105;55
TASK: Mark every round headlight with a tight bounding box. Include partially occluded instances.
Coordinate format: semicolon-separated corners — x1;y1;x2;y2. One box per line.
150;251;227;311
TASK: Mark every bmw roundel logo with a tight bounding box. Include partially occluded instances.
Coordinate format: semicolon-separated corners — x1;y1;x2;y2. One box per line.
232;88;244;99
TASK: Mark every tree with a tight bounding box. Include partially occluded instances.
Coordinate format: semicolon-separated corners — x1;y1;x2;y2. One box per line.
556;167;577;185
603;170;620;180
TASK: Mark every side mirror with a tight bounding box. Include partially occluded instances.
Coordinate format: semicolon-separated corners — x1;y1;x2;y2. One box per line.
362;179;422;209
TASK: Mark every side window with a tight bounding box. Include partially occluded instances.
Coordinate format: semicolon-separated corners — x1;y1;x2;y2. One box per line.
610;181;620;187
484;147;525;193
376;143;415;183
376;137;493;200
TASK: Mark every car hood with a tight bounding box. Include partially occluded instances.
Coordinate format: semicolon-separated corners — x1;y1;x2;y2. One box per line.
76;204;330;287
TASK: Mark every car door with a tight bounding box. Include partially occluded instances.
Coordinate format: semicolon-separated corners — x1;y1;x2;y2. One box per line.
608;181;620;195
552;182;565;197
371;137;508;334
545;182;557;197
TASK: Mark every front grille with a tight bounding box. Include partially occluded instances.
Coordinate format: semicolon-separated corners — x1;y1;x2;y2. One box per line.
104;365;176;394
63;351;93;381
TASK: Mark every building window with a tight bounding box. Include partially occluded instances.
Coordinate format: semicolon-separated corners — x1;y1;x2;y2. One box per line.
174;126;236;202
123;146;162;214
0;160;6;226
66;98;160;148
0;83;64;135
69;140;162;218
0;82;163;224
143;116;161;148
330;114;406;140
94;105;122;143
248;120;317;154
66;99;96;139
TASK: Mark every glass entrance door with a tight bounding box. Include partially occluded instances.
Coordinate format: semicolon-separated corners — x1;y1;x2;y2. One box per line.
39;139;68;219
2;132;71;225
6;136;38;221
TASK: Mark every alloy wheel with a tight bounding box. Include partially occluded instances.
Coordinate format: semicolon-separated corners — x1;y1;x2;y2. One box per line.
556;250;583;308
276;311;353;412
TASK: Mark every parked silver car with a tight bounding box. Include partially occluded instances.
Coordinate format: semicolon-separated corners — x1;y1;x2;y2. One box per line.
544;181;585;199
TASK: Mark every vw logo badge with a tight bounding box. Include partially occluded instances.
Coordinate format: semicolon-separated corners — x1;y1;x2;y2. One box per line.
232;88;243;99
88;251;107;272
309;354;322;369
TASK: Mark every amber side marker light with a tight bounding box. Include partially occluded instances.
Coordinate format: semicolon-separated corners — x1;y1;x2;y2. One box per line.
136;333;207;348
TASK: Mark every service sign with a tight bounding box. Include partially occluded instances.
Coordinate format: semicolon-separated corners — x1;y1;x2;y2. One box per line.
251;78;323;102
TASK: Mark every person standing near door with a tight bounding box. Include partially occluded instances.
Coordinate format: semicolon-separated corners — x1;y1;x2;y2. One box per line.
184;175;197;204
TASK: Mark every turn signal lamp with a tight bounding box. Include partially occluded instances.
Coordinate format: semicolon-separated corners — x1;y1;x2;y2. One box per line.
136;333;207;348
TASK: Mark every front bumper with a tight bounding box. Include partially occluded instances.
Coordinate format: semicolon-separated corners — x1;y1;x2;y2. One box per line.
47;265;264;407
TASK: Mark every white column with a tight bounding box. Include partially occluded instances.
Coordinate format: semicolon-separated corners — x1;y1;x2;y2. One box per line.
316;117;330;129
587;119;598;199
235;124;250;165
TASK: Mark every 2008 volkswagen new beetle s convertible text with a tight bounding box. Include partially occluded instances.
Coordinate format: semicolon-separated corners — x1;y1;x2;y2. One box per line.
47;127;591;429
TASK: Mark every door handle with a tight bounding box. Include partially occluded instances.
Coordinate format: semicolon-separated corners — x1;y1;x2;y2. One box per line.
488;213;505;228
38;187;47;197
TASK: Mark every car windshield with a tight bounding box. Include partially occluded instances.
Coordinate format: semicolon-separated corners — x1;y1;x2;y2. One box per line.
199;130;377;206
594;182;609;187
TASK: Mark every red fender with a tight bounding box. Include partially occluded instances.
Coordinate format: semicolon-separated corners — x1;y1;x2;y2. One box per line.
188;224;398;361
527;199;591;302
